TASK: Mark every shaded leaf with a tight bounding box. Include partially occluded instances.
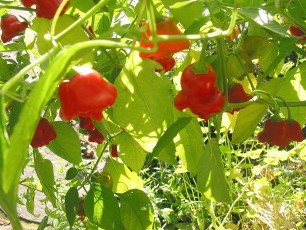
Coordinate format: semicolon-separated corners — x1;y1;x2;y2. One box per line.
65;187;79;228
85;184;125;229
119;189;154;230
196;139;230;202
48;121;82;165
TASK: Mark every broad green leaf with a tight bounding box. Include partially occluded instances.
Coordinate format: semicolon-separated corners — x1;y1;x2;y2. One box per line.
112;51;174;152
48;121;82;165
176;117;205;176
115;131;147;173
156;141;177;165
232;102;268;144
104;158;143;193
196;139;230;202
237;8;289;36
85;184;125;230
65;187;79;228
34;150;57;206
119;189;154;230
30;15;90;55
161;0;204;29
278;63;306;125
169;0;198;9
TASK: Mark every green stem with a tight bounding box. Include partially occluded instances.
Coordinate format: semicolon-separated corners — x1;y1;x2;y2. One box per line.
235;53;255;90
275;96;292;119
50;0;70;37
192;40;208;73
253;89;280;115
79;141;109;189
0;4;35;12
54;0;110;41
217;38;229;98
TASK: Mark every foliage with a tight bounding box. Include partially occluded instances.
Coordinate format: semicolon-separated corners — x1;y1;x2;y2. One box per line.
0;0;305;229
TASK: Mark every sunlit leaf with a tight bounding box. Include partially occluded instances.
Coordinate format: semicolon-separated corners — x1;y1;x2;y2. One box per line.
104;158;143;193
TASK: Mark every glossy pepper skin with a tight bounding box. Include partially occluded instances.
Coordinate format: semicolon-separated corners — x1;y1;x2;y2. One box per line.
88;128;105;144
21;0;36;8
31;118;57;148
174;63;225;120
150;54;176;73
258;118;304;147
111;145;118;158
289;25;306;42
258;119;290;147
35;0;69;19
58;67;117;122
286;120;304;142
139;16;190;59
227;83;252;113
79;116;95;131
1;14;28;43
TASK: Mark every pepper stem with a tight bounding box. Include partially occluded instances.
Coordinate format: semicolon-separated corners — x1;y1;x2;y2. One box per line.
275;96;292;120
253;89;280;118
192;40;209;74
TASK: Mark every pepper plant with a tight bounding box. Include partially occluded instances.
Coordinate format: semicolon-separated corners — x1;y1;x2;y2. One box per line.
0;0;305;229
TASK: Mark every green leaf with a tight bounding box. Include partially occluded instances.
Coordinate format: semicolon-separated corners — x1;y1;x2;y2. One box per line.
34;150;57;206
196;139;230;202
30;15;90;55
119;189;154;230
232;102;268;144
48;121;82;165
65;187;79;228
160;0;204;29
112;51;175;152
84;184;125;230
115;131;147;173
169;0;198;9
237;8;289;36
37;216;49;230
104;158;143;193
278;62;306;125
65;167;79;180
25;187;37;217
151;117;193;159
176;117;205;176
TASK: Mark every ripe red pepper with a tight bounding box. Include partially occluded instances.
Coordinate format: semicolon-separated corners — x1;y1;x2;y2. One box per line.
59;67;117;122
79;116;95;131
174;63;225;120
286;120;304;142
139;16;190;59
257;118;290;147
289;25;306;42
31;118;57;148
20;0;36;8
150;53;176;73
35;0;69;19
88;25;96;40
1;14;28;43
88;128;104;144
227;83;252;113
110;145;118;158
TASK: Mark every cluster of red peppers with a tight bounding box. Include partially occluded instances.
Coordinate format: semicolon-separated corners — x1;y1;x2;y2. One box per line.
21;0;69;19
31;118;57;148
139;16;190;73
258;116;304;147
174;63;225;120
79;117;104;144
1;14;28;43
